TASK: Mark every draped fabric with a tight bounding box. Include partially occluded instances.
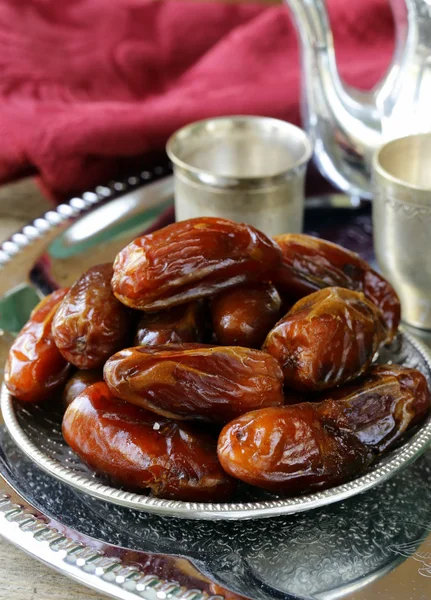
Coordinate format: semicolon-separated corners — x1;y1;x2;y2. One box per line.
0;0;394;198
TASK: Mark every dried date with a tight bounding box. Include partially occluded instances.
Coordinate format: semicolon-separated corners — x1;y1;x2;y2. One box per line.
273;233;400;339
217;365;430;494
111;217;282;311
62;382;236;501
314;364;431;451
52;264;131;369
263;287;389;391
62;369;103;408
211;283;281;348
104;344;284;422
135;301;205;346
218;405;371;494
5;289;71;403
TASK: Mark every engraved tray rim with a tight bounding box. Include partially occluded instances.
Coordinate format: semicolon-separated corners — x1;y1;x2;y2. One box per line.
3;328;431;521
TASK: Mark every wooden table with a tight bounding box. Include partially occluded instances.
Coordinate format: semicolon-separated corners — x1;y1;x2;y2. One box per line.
0;178;107;600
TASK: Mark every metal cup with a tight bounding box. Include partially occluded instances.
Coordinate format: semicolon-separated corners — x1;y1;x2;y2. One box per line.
372;133;431;329
166;116;312;236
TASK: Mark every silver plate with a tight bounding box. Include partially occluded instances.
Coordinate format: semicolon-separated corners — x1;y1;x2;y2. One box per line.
3;330;431;520
1;174;431;521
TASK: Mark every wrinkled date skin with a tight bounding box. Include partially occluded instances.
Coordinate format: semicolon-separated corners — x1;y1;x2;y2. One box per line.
273;234;400;339
315;364;431;452
263;287;389;391
218;405;371;495
5;289;71;403
135;301;205;346
62;369;103;408
62;382;236;501
211;283;281;348
52;264;131;369
218;365;430;494
111;217;282;312
104;344;284;422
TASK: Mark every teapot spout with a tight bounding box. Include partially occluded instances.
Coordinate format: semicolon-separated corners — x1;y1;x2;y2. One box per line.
286;0;382;198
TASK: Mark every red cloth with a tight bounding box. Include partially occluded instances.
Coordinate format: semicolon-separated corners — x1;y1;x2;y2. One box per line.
0;0;394;199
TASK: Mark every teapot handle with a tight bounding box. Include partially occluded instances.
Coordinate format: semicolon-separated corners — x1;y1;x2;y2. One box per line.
285;0;332;50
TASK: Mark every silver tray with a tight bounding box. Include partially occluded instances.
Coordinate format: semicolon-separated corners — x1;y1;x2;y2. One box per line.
3;171;431;599
2;329;431;520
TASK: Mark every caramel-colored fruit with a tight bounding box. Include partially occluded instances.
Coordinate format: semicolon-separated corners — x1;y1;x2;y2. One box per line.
218;365;430;494
273;233;400;340
112;217;282;311
5;289;71;403
104;344;284;422
135;301;205;346
263;287;389;391
53;263;130;369
62;369;103;408
211;283;281;348
63;382;236;501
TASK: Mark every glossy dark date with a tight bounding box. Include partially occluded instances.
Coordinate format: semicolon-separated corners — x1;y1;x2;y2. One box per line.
62;369;103;408
135;301;205;346
218;365;430;494
5;289;71;403
315;364;431;451
273;233;400;339
104;344;284;422
111;217;282;311
263;287;389;391
218;405;371;495
52;264;130;369
211;283;281;348
62;382;236;501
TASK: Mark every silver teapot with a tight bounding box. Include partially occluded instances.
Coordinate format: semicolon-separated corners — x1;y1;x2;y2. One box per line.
286;0;431;198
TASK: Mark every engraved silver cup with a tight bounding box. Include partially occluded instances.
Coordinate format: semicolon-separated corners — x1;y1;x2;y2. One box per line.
166;116;312;237
372;133;431;329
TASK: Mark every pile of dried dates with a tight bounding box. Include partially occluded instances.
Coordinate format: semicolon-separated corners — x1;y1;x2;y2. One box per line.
5;217;431;502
